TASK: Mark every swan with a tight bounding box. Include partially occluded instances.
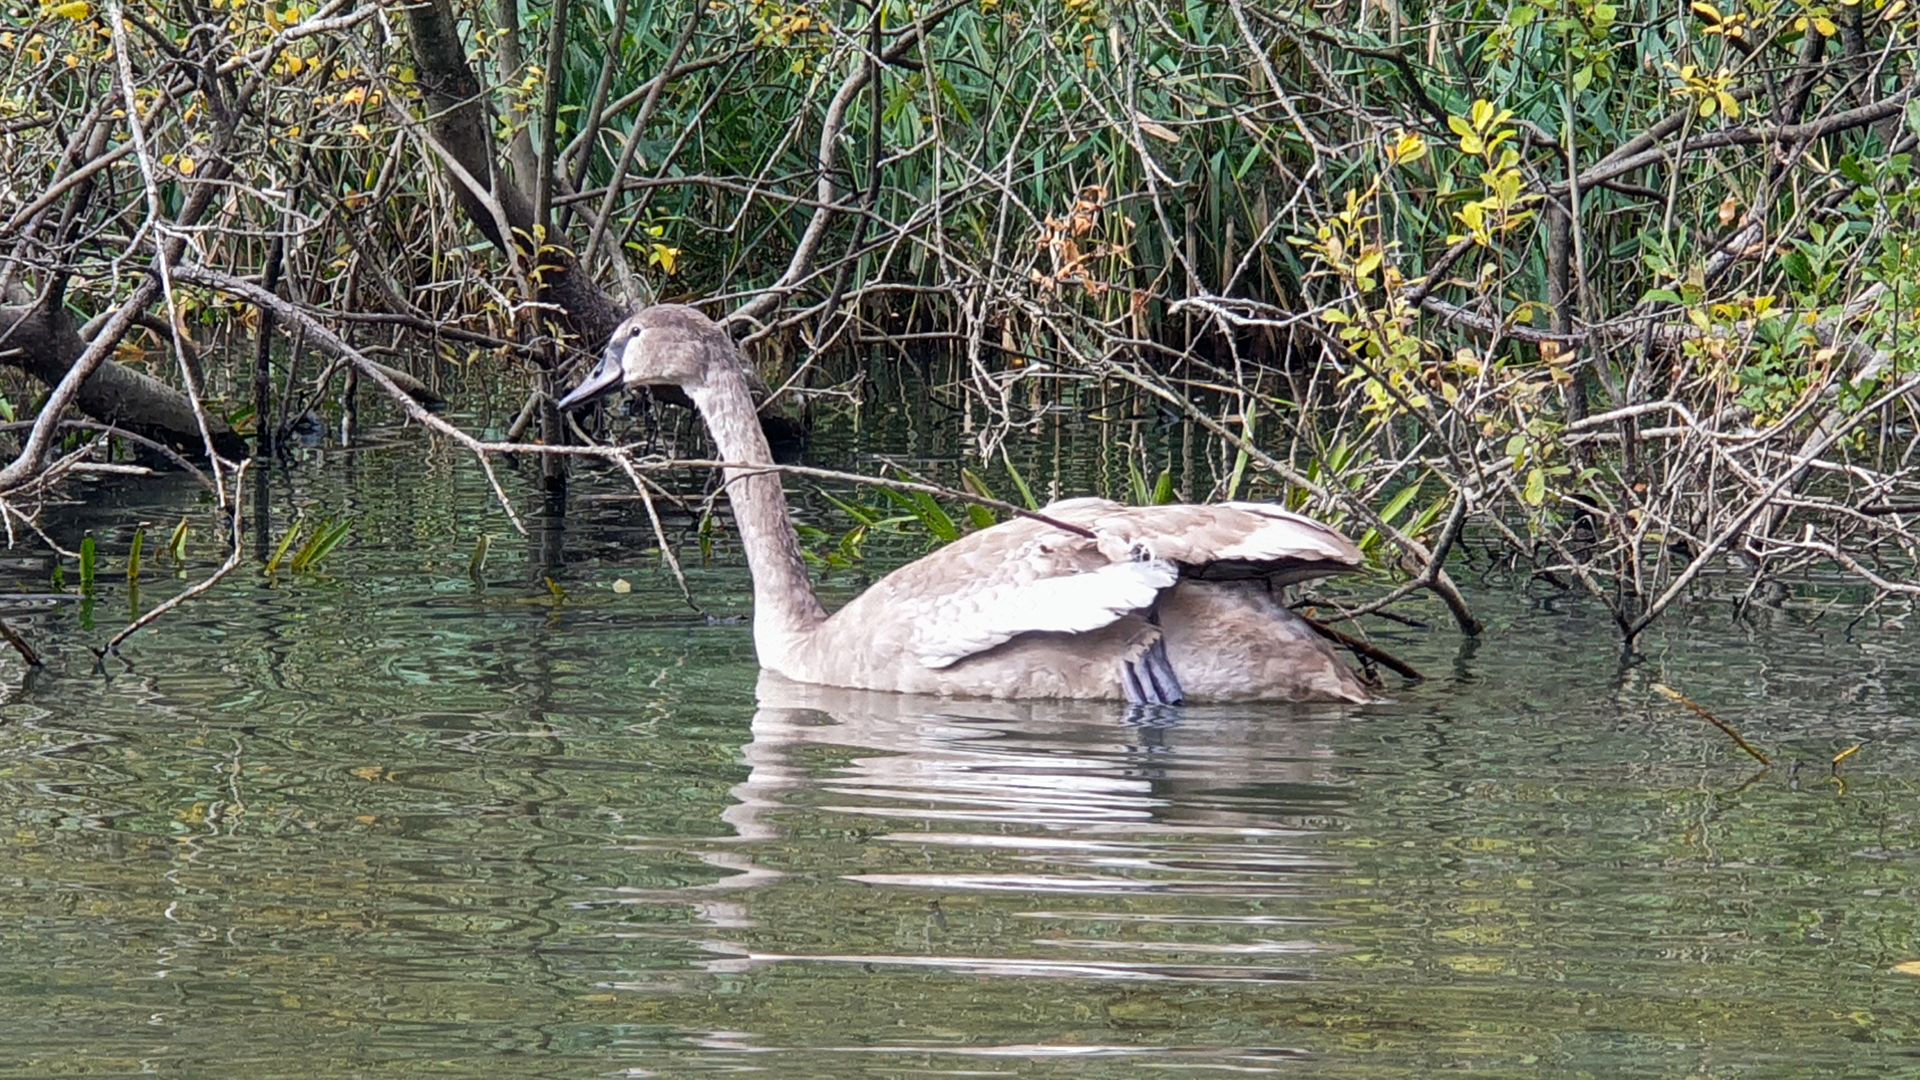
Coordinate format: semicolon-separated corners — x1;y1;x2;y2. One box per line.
557;305;1371;704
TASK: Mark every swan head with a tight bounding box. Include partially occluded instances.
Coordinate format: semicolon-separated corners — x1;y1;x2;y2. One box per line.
556;304;727;411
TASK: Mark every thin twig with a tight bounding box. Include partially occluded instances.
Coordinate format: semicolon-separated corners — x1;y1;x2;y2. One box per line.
1653;683;1772;767
1300;614;1423;681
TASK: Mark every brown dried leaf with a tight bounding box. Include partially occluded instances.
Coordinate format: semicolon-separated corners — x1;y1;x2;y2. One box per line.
1135;112;1179;143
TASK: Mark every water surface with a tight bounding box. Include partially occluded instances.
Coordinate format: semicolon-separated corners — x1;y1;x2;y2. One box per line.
1;424;1916;1078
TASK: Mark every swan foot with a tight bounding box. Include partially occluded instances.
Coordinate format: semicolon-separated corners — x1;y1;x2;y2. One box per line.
1121;635;1185;706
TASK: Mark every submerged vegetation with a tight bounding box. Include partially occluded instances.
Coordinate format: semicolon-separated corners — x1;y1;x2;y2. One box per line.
0;0;1917;649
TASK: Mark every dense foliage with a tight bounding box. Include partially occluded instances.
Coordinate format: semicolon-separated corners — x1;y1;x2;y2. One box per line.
0;0;1916;641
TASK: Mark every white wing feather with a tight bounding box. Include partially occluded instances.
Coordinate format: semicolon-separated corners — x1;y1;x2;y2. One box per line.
914;558;1178;669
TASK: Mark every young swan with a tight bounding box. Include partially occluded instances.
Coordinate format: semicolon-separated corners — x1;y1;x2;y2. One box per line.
559;305;1371;704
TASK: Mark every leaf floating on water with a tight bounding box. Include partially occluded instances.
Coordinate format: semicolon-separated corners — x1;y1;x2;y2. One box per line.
543;577;569;602
1894;961;1920;977
612;578;632;594
349;766;390;782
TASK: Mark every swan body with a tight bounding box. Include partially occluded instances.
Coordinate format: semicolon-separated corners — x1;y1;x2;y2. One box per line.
558;305;1371;704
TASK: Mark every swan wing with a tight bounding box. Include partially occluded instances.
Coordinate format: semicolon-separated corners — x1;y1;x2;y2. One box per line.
1074;500;1363;584
864;498;1361;671
912;556;1178;669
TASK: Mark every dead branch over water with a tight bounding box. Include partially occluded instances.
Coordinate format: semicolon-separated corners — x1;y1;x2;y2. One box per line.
0;0;1916;648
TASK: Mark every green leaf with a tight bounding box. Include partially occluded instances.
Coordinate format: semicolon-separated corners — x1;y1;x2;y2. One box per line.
1126;460;1150;507
821;490;881;528
1225;403;1258;501
880;488;960;544
265;518;302;575
127;527;144;584
999;454;1040;511
290;518;351;572
468;534;491;580
1523;466;1548;507
79;535;97;595
1378;481;1422;525
1406;495;1449;539
959;470;1001;529
1151;468;1176;506
167;517;189;564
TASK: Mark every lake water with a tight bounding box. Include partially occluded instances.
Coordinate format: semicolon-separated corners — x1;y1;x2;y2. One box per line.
1;406;1917;1077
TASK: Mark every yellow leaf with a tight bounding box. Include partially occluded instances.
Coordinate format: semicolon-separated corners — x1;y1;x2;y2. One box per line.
1717;194;1739;226
1690;0;1722;19
1813;14;1837;33
1894;961;1920;976
177;156;196;176
611;578;632;594
46;0;90;19
1719;91;1741;118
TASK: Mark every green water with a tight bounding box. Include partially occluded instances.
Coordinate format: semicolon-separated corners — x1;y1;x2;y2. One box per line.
1;421;1917;1078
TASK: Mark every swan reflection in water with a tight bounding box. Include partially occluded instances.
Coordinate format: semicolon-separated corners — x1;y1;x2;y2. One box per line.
607;673;1363;987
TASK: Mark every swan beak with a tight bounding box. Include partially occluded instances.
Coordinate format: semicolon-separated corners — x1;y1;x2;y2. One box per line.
556;347;625;412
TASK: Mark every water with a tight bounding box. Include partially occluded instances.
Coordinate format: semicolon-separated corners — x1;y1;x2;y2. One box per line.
1;416;1918;1077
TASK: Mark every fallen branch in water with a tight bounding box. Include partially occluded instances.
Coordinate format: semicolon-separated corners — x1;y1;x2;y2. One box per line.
1301;614;1423;682
1654;683;1771;767
0;619;43;668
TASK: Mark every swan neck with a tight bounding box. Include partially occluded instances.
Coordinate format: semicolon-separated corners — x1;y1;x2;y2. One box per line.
690;365;825;667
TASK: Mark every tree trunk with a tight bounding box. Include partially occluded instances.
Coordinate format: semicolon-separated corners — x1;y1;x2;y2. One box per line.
0;299;250;461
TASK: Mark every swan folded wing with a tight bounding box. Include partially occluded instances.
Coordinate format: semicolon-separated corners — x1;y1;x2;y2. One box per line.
912;558;1179;669
1079;502;1363;584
